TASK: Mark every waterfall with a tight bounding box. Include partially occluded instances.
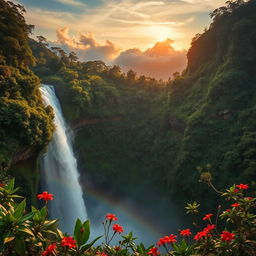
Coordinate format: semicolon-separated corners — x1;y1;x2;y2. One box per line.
39;84;88;234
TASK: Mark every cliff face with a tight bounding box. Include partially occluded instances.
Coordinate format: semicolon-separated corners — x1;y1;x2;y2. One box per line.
11;146;38;166
71;116;124;132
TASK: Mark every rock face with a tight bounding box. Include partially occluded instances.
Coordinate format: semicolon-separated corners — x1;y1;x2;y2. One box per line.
72;116;124;132
11;146;37;166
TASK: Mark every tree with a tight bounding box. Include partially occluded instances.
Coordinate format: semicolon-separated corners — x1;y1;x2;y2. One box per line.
82;61;107;74
126;69;137;82
68;51;79;64
0;0;35;67
210;0;245;21
36;35;48;46
108;65;122;78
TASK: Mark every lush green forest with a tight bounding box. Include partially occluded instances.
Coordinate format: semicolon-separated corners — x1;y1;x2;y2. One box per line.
29;0;256;211
0;0;256;220
0;1;54;175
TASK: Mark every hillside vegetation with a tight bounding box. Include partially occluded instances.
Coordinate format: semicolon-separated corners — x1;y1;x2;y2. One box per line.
29;0;256;210
0;0;54;173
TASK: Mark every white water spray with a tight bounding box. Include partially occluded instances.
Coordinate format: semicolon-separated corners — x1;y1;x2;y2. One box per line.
39;84;88;234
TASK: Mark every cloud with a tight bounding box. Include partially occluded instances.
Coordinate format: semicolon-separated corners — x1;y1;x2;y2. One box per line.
23;0;228;51
114;39;187;80
52;28;186;80
55;0;86;7
53;27;120;62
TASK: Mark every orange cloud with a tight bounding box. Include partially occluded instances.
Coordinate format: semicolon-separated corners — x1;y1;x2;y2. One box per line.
54;27;120;62
114;39;187;80
53;29;187;80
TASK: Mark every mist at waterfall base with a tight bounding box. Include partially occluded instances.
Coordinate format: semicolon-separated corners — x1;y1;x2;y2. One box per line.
39;84;183;246
83;184;184;245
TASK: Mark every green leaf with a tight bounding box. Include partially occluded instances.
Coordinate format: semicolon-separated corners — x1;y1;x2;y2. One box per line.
10;194;23;199
180;239;187;250
43;219;58;227
74;219;91;247
4;236;15;244
81;220;90;245
13;199;26;219
74;218;82;244
81;235;102;252
172;243;180;252
31;206;37;212
20;228;35;237
40;206;47;219
137;243;146;253
56;228;64;239
20;212;35;222
43;229;59;236
6;179;15;191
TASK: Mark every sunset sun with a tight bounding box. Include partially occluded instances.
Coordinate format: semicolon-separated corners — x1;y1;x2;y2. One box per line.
146;25;174;42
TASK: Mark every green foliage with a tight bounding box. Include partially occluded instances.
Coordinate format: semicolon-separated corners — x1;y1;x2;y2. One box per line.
1;179;256;255
25;0;256;216
185;202;200;215
74;219;90;247
0;0;35;67
0;0;54;170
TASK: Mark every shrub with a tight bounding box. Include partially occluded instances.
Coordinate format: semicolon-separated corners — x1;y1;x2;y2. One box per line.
0;179;255;255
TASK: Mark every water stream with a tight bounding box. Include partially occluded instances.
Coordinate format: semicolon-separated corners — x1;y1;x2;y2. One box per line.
39;84;88;234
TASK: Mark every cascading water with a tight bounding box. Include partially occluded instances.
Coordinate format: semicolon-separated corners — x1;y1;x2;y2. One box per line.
39;84;88;234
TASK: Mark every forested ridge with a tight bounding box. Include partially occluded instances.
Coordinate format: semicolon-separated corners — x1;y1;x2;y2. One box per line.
1;0;256;215
0;0;54;173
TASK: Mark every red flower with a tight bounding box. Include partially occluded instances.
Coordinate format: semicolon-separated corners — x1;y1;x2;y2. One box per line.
231;203;240;208
225;209;231;213
42;243;56;256
96;252;108;256
156;237;166;246
37;192;53;202
112;224;124;233
148;247;160;256
236;184;249;190
61;236;76;248
157;234;177;246
204;224;215;233
180;229;192;237
203;213;213;221
169;234;177;243
194;224;215;241
247;197;253;200
194;231;207;241
106;213;118;221
220;231;235;242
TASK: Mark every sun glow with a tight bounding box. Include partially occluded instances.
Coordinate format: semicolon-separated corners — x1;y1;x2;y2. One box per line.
146;25;175;42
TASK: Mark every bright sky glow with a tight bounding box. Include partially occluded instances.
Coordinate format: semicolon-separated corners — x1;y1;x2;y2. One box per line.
14;0;226;50
11;0;228;79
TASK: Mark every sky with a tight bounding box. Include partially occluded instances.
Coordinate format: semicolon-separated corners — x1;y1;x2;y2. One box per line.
14;0;227;79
